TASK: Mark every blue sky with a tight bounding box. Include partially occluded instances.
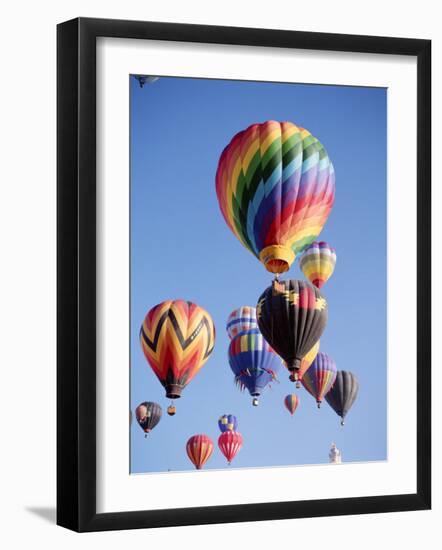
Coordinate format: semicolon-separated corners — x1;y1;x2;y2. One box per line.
130;76;386;474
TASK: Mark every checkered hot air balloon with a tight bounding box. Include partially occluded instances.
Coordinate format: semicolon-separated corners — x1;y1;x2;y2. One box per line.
257;280;328;381
226;306;257;339
186;434;214;470
216;121;335;274
218;414;238;433
140;300;215;405
301;352;337;408
300;241;337;289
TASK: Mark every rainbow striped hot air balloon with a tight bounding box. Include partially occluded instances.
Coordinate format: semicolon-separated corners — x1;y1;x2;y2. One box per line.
300;241;337;289
140;300;215;406
301;352;337;408
216;121;335;274
226;306;257;339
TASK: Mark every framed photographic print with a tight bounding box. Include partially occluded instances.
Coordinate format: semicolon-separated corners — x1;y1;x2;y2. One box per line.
57;17;431;532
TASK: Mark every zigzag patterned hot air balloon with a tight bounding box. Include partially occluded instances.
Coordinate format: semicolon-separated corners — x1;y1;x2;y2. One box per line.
140;300;215;402
284;394;300;416
257;280;328;382
228;328;280;406
218;431;243;465
186;434;214;470
216;121;335;274
226;306;257;339
300;241;337;289
218;414;238;433
135;402;162;437
325;370;359;425
301;352;337;408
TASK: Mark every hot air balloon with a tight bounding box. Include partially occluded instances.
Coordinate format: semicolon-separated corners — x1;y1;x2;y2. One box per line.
226;306;257;339
228;328;280;406
135;402;162;437
215;121;335;274
325;370;359;425
140;300;215;410
257;279;328;382
218;414;238;433
287;341;320;388
301;352;337;407
284;394;299;416
300;241;337;289
218;431;243;465
186;434;214;470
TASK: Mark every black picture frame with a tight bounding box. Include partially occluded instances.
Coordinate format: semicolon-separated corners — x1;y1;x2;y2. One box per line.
57;17;431;532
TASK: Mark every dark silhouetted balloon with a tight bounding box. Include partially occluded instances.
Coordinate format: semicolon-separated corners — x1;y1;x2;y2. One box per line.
135;402;162;436
257;279;328;381
325;370;359;425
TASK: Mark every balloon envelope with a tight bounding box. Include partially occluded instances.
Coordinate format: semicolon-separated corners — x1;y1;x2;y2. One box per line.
216;121;335;273
218;431;243;464
218;414;238;433
257;279;328;375
226;306;257;339
301;352;337;406
300;241;337;289
228;328;280;400
140;300;215;399
325;370;359;424
284;394;300;415
135;402;162;433
186;434;214;470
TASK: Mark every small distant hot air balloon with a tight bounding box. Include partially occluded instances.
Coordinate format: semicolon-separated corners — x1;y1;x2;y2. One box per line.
300;242;337;289
218;431;243;465
140;300;215;412
216;121;335;274
186;434;214;470
226;306;257;339
228;328;280;406
325;370;359;425
284;394;300;416
218;414;238;433
135;402;162;437
302;352;337;407
257;280;328;382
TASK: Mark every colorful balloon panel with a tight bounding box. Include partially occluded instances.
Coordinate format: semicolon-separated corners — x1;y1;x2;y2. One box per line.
226;306;257;339
140;300;215;399
301;352;337;406
215;120;335;273
257;279;328;374
218;431;243;464
135;402;162;433
186;434;214;470
298;341;320;381
228;328;280;399
284;394;300;415
300;241;337;289
218;414;238;433
325;370;359;425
